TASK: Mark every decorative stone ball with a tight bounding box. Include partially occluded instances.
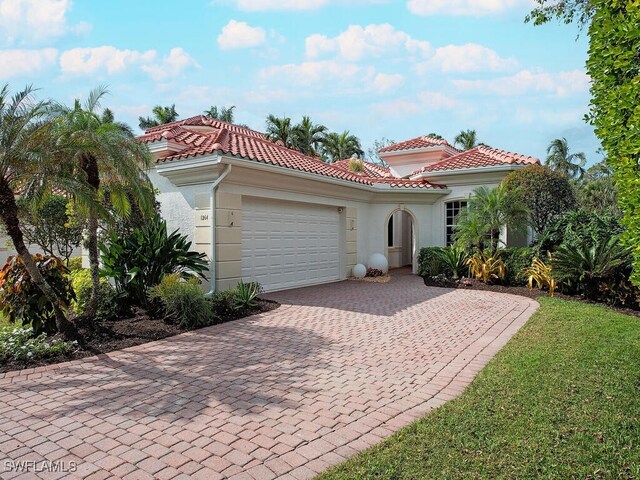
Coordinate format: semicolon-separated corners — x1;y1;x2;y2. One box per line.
368;253;388;274
352;264;367;278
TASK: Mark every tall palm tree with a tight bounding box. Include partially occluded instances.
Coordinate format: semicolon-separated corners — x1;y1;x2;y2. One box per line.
322;131;364;163
0;84;77;337
454;184;529;252
138;105;179;130
265;115;294;148
292;116;327;156
205;105;236;123
57;87;154;318
545;137;586;179
454;129;480;150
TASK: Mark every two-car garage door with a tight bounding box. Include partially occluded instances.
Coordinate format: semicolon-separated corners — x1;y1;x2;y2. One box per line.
241;198;341;292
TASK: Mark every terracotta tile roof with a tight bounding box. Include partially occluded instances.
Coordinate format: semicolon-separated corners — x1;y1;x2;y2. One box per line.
412;145;540;175
137;117;445;190
378;135;458;153
332;159;393;178
374;178;447;189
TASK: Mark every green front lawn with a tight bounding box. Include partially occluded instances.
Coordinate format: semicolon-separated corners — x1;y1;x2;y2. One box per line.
318;298;640;479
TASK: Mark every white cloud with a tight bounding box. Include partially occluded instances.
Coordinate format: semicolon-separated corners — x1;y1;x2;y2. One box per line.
371;91;463;116
141;48;199;81
224;0;385;11
259;60;369;88
217;20;267;50
60;46;156;76
0;48;58;77
422;43;518;73
305;23;431;61
407;0;526;16
372;73;404;93
0;0;90;43
453;69;590;96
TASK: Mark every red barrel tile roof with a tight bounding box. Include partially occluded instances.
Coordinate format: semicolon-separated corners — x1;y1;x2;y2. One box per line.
412;145;539;174
378;135;458;153
137;116;443;190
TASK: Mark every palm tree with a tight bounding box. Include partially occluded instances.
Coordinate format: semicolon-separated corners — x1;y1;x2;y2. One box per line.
454;129;480;150
292;116;327;156
205;105;236;123
322;131;364;163
0;84;77;337
545;137;586;179
426;132;444;140
57;87;154;318
454;184;529;252
138;105;179;130
265;115;294;148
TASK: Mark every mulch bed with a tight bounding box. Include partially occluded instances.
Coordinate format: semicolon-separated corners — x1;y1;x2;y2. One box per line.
1;299;279;374
424;277;640;318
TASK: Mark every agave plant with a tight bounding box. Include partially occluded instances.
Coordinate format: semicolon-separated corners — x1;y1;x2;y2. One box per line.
466;252;506;284
553;236;630;299
522;255;556;297
234;281;263;310
435;246;469;279
99;215;208;306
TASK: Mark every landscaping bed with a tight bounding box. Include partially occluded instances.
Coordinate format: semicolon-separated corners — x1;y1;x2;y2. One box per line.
0;299;279;374
318;297;640;479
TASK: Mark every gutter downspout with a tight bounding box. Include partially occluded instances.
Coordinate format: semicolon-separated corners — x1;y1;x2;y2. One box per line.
206;163;232;296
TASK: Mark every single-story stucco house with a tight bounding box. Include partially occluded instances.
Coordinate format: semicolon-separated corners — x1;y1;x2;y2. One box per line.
137;116;539;293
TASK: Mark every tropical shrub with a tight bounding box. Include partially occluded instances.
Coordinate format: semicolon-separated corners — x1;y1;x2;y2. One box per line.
502;247;537;286
523;256;556;297
466;252;506;284
435;246;468;279
537;209;623;254
0;326;77;363
210;289;237;319
553;236;631;300
502;164;576;235
234;281;263;310
148;274;212;328
0;255;74;335
418;247;446;277
100;215;208;307
17;195;84;263
67;256;83;272
69;269;118;321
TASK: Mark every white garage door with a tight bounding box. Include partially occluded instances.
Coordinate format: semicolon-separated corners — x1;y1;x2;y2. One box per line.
242;198;341;292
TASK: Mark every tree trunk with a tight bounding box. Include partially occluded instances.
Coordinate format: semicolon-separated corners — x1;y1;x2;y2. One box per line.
81;154;101;319
0;180;77;339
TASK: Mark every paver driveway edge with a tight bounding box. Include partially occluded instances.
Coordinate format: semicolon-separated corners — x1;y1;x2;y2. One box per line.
0;275;539;480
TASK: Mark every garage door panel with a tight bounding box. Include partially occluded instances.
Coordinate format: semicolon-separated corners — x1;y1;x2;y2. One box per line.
241;198;341;292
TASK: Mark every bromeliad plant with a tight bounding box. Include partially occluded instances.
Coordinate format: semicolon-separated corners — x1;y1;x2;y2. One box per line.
234;281;263;310
523;255;556;297
467;252;506;284
100;215;208;307
0;255;75;335
435;246;469;279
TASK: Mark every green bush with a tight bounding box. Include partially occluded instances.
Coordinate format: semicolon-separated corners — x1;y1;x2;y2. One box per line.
210;289;237;319
67;257;83;272
435;246;469;279
0;326;77;363
234;281;263;310
148;274;211;328
69;269;118;321
0;255;74;335
502;247;536;286
537;209;623;253
418;247;447;277
100;215;209;307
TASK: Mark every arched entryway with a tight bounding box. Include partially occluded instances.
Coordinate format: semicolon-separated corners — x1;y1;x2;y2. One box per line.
384;208;417;273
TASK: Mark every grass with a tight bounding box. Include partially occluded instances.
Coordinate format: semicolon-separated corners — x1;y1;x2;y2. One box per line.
318;298;640;480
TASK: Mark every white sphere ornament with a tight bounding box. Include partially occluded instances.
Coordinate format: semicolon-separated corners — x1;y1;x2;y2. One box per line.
352;264;367;278
368;253;388;273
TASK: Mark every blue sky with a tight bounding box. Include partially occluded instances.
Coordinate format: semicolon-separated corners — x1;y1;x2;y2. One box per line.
0;0;600;163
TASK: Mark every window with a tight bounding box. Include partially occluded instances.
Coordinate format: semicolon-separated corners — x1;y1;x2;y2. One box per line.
387;216;394;247
445;200;467;246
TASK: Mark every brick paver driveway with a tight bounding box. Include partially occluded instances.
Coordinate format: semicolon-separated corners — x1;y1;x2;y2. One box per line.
0;270;538;480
